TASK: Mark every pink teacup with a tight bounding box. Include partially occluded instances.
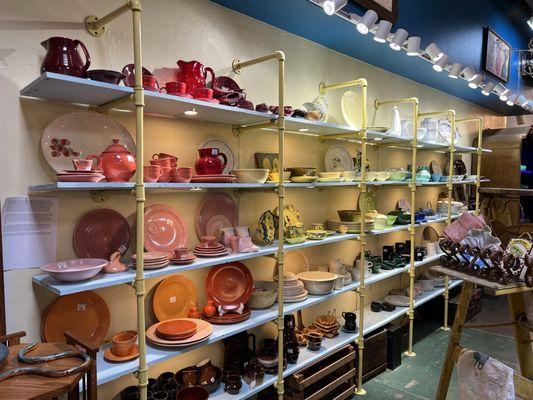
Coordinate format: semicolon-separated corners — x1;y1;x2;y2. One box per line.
143;165;162;182
202;236;218;248
72;158;93;171
173;247;189;259
176;166;194;183
158;166;172;182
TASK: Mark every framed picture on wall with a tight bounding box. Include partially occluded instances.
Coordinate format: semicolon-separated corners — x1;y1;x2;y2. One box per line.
483;27;511;82
350;0;397;22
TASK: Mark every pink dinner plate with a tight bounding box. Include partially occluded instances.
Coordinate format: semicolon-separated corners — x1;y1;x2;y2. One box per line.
41;111;135;174
144;204;188;254
205;262;253;308
57;174;105;182
190;175;236;183
195;193;238;240
41;258;108;282
74;209;131;259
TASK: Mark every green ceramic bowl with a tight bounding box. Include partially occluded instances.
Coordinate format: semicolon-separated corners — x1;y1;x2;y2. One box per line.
386;215;397;225
337;210;360;222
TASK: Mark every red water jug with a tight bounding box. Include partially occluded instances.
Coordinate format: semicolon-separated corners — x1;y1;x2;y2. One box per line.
176;60;215;95
40;37;91;77
194;148;227;175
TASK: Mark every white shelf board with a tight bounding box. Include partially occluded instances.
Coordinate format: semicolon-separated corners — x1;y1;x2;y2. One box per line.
210;279;462;399
33;211;463;296
28;179;487;193
95;253;445;386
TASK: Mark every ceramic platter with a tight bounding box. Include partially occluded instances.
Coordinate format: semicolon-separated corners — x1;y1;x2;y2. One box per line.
73;208;130;259
196;193;238;240
144;204;188;254
325;145;354;172
205;262;253;308
41;291;110;344
153;274;198;321
341;90;362;129
146;318;213;347
384;295;410;307
199;137;236;175
41;111;135;173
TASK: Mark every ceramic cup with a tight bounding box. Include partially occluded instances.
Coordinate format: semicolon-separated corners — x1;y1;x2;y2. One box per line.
235;226;250;238
202;235;218;247
328;259;343;274
311;222;324;230
342;311;357;331
142;75;159;91
174;247;189;259
150;157;172;168
180;366;198;388
159;81;186;95
197;359;216;385
334;275;344;290
229;236;239;253
374;215;387;230
72;158;93;171
144;165;162;182
194;87;214;99
158;166;172;182
112;331;137;356
176;166;194;183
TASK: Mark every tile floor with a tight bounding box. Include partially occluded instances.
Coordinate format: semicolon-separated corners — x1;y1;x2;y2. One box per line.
360;296;521;400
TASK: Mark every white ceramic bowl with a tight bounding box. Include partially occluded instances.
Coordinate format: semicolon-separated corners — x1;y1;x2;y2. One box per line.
318;171;341;179
233;169;269;183
247;281;277;309
296;271;336;295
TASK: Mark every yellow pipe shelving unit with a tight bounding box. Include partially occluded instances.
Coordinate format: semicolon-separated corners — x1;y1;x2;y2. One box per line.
71;3;488;398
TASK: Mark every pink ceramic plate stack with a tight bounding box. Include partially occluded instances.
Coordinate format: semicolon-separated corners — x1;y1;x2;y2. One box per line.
56;170;105;182
193;236;228;258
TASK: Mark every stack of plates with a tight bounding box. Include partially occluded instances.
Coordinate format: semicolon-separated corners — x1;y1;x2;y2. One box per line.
326;219;374;233
146;318;213;347
277;274;308;302
193;242;228;258
169;253;196;265
155;319;197;340
417;279;436;292
191;174;237;183
202;306;251;324
315;320;340;338
56;170;105;182
132;252;169;270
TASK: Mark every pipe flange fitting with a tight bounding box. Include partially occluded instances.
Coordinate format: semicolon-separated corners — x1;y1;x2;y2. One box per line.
84;15;106;37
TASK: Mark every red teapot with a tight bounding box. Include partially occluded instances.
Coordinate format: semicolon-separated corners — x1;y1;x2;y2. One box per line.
195;148;227;175
176;60;215;95
88;139;136;182
40;37;91;77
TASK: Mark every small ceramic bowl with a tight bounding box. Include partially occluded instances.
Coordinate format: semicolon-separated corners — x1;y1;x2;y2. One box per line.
232;169;269;183
337;210;360;222
247;281;277;309
375;171;391;181
386;215;397;225
318;171;341;179
389;170;407;181
431;173;443;182
297;271;336;295
286;167;316;177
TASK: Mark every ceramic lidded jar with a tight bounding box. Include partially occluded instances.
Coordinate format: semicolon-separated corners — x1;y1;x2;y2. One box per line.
89;139;136;182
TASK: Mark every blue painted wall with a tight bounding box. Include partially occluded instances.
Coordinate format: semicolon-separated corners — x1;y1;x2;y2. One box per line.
210;0;532;115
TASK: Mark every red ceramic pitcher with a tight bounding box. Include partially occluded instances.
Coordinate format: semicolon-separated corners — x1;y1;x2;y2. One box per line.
176;60;215;95
194;148;227;175
40;37;91;77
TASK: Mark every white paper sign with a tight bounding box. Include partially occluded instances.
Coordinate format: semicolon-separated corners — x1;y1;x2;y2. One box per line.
2;196;57;270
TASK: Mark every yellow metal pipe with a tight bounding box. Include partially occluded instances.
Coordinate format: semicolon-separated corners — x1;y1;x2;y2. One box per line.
456;118;483;215
375;97;419;357
318;132;364;141
89;1;131;29
93;94;133;113
130;2;148;400
233;51;286;400
321;78;368;396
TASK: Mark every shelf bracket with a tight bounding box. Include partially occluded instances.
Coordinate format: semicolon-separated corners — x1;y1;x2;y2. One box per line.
84;0;139;37
90;190;110;203
90;94;133;113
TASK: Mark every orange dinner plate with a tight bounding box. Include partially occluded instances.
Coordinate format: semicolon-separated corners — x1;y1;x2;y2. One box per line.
153;274;198;321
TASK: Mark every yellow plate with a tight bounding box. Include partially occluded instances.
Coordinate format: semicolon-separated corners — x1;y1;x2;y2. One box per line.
153;275;198;321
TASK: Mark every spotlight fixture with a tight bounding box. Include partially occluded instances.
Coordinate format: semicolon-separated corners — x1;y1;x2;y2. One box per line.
406;36;421;56
425;43;444;61
506;94;518;106
461;66;478;82
433;55;448;72
468;75;481;89
373;19;392;42
184;108;198;116
322;0;347;16
494;83;508;100
389;29;408;51
448;63;462;78
518;95;528;106
481;81;496;96
356;9;378;34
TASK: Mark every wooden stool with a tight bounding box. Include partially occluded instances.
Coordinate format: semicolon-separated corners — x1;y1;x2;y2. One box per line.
0;331;98;400
431;266;533;400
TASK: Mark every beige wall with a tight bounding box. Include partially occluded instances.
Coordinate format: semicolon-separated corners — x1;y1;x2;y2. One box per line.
0;0;509;397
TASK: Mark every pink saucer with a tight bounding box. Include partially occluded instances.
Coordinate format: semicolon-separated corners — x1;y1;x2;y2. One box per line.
169;254;196;265
62;169;101;174
193;97;220;104
57;174;104;182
